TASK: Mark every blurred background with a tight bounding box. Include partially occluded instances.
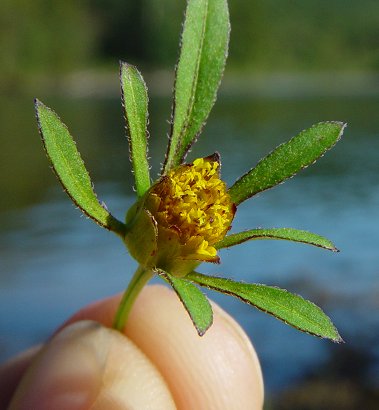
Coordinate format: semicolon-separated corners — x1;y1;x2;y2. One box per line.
1;0;379;408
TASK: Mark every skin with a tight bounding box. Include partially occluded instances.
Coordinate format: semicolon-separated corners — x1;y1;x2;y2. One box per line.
0;285;264;410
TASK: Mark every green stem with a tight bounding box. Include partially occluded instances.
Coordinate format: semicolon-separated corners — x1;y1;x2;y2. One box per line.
113;265;153;331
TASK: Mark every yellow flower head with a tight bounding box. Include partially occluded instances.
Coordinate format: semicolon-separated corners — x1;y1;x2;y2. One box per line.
127;155;235;276
152;155;234;255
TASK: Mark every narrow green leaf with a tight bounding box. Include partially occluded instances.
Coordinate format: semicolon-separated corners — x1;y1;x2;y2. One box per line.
157;269;213;336
35;99;126;236
216;228;338;252
120;62;150;197
124;208;158;267
187;271;342;342
229;122;346;205
163;0;230;173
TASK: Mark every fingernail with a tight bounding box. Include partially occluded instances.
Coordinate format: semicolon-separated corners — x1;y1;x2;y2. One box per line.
10;321;110;410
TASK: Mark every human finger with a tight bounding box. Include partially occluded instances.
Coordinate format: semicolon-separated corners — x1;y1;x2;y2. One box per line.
67;284;264;409
7;321;175;410
0;346;41;407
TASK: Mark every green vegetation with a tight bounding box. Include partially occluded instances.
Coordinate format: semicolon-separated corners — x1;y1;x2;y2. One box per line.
0;0;97;89
1;0;378;91
35;0;345;341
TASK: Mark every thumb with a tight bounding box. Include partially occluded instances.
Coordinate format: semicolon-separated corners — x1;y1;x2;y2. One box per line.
9;321;175;410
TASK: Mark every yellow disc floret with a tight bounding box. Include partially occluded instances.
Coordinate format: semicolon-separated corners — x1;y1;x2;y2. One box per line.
150;156;234;260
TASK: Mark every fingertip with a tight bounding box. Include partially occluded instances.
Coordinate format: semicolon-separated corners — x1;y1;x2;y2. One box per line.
9;321;175;410
211;302;265;406
9;321;106;410
0;345;41;407
127;285;265;409
92;322;176;410
61;285;264;409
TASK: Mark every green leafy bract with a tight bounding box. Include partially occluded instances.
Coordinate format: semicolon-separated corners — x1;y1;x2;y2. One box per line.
187;271;342;342
124;208;157;266
120;62;150;197
216;228;338;252
229;122;346;205
158;270;213;336
35;99;125;236
163;0;230;172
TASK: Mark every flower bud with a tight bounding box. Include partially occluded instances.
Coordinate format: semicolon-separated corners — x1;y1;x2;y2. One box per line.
124;155;235;277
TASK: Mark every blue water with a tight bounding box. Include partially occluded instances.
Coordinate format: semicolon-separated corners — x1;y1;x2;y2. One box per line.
1;94;379;396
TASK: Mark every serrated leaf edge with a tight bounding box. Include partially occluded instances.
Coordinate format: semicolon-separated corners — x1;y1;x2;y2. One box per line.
120;61;151;197
34;98;126;236
215;228;339;252
229;121;347;205
156;269;213;336
187;272;343;343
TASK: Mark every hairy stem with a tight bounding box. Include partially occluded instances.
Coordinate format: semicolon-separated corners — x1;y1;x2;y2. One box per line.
113;265;153;331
